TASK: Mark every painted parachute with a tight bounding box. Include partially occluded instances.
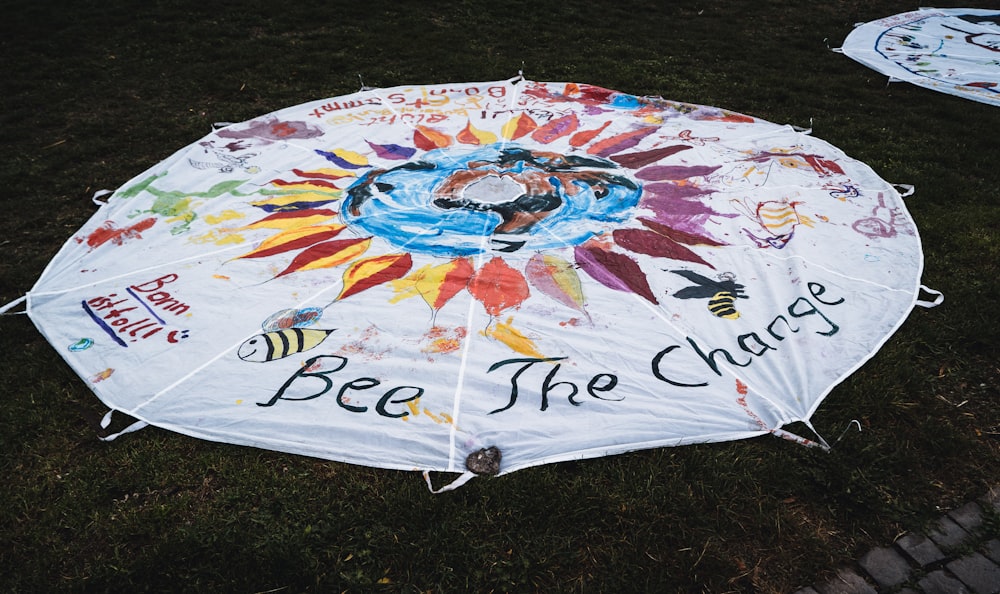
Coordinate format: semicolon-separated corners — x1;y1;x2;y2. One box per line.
10;79;937;485
839;8;1000;106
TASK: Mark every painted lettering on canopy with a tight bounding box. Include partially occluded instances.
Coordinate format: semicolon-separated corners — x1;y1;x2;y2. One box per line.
256;280;846;418
384;85;508;109
308;97;383;119
652;281;845;387
258;354;431;418
82;273;191;348
487;357;621;414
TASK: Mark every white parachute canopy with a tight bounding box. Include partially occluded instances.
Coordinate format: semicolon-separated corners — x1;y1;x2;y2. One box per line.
16;79;935;483
840;7;1000;106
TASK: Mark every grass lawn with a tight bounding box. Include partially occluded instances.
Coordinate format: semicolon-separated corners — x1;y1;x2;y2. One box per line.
1;1;999;592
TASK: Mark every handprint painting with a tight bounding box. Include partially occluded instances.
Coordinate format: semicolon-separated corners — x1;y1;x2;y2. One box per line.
18;79;932;481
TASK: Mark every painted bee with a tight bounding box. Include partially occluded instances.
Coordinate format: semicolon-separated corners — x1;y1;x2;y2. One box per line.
670;270;748;320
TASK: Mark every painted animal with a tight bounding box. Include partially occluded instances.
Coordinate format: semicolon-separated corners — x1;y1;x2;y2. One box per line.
671;270;748;320
238;328;336;362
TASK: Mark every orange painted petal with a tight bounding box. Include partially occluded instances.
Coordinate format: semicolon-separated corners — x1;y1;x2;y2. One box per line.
274;237;371;278
239;209;338;231
337;253;413;301
236;224;346;259
414;126;452;151
467;257;530;316
568;121;611;148
500;113;538;140
456;120;498;145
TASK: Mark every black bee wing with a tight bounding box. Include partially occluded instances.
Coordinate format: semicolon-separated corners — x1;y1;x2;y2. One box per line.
719;280;749;296
673;285;720;299
670;269;719;287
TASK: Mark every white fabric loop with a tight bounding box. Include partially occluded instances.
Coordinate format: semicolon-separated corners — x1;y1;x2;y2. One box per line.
92;189;113;206
98;409;150;441
0;295;27;315
100;419;149;442
916;285;944;308
423;470;477;493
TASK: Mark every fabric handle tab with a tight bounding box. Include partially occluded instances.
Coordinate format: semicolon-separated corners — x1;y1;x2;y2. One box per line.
893;183;915;197
98;409;149;442
0;295;27;315
916;285;944;308
92;189;113;206
423;470;477;493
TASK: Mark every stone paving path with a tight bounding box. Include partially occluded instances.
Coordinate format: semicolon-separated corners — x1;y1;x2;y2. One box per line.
793;485;1000;594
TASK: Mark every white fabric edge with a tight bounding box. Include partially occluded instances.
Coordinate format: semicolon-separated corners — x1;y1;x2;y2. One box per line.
18;78;936;482
801;184;928;422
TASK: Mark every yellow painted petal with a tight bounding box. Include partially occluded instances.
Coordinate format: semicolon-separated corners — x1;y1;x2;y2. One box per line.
330;148;369;168
483;316;546;358
249;191;342;210
256;224;346;252
337;253;413;301
500;113;537;140
456;120;498;145
298;167;356;179
242;214;334;230
236;224;347;259
204;210;245;225
189;230;246;246
389;258;473;311
525;253;588;317
275;238;371;278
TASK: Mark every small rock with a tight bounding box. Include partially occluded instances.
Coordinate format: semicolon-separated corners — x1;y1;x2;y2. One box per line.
465;446;501;475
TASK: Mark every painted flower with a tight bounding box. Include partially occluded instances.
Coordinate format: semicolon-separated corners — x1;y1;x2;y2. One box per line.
221;82;743;357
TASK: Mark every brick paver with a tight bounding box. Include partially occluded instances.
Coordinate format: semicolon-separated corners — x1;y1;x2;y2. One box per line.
798;485;1000;593
858;546;911;589
946;553;1000;594
917;569;972;594
897;533;946;567
949;501;986;533
928;515;972;550
815;568;877;594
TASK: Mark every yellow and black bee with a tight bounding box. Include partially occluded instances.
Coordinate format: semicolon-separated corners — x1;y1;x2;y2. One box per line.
238;328;336;362
670;270;748;320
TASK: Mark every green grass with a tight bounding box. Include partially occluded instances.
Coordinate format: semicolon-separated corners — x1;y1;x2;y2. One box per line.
2;1;999;591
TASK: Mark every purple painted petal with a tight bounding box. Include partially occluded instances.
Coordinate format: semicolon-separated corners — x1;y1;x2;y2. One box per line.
613;228;714;268
574;244;658;304
366;140;417;161
636;165;721;181
315;149;368;169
